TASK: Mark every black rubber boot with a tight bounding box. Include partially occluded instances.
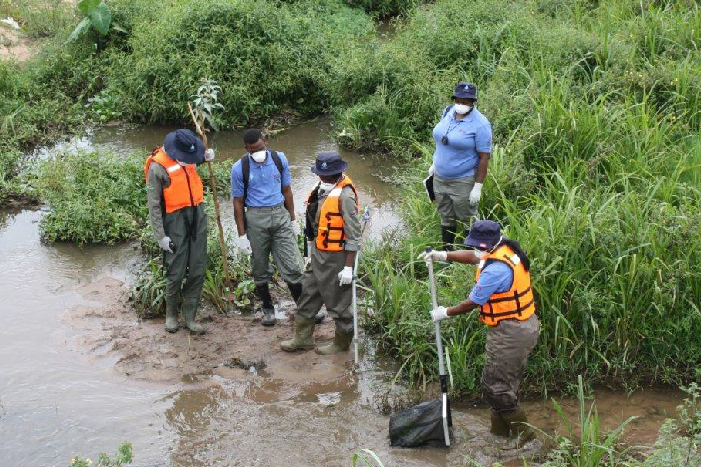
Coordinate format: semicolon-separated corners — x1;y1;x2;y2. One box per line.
314;311;326;324
256;283;276;327
441;226;456;251
183;299;205;334
501;407;536;446
165;298;179;333
286;282;302;303
490;410;510;437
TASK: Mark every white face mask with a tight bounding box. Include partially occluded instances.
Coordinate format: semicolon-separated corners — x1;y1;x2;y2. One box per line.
474;249;487;259
318;181;336;193
454;103;472;115
250;150;267;163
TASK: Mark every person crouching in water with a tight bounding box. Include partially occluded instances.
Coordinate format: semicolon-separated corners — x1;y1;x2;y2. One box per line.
145;129;214;334
419;220;540;445
281;152;361;355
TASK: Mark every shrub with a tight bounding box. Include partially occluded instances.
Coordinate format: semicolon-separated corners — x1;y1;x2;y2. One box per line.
110;0;374;126
35;150;147;243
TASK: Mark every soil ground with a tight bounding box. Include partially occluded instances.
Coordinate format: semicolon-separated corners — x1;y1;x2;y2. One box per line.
65;277;352;388
0;23;33;61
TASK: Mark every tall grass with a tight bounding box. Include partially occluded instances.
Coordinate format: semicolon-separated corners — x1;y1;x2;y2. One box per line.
355;0;701;396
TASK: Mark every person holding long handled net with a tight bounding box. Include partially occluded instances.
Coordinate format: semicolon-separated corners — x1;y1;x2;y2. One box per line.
419;220;540;446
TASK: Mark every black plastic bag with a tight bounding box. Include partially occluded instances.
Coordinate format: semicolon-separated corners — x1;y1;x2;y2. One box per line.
389;399;452;447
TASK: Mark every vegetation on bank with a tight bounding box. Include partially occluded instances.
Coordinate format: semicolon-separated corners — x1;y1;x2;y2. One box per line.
356;0;701;397
1;0;700;396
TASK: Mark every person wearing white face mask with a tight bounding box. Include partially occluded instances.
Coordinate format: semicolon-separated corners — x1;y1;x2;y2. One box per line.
428;81;493;250
231;129;305;327
418;220;540;447
281;151;361;355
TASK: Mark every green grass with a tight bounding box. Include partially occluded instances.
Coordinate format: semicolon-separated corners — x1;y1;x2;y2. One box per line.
353;0;701;397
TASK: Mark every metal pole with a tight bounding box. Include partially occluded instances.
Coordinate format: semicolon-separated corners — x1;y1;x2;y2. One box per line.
426;246;451;447
352;251;360;364
353;206;371;366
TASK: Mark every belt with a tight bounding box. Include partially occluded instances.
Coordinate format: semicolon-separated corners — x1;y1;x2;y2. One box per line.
246;202;284;211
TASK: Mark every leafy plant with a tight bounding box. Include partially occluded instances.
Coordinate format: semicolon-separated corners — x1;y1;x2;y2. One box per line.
68;0;120;42
70;441;132;467
541;375;637;467
129;258;166;318
351;449;386;467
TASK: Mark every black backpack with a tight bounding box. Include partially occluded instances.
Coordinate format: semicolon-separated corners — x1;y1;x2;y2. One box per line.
240;150;284;206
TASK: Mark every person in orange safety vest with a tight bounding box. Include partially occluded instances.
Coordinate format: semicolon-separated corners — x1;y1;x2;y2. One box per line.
281;152;361;355
419;220;540;446
145;129;214;334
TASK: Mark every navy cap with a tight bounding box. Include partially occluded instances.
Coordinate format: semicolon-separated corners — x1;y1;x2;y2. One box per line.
464;220;501;250
452;81;478;100
163;129;205;164
311;151;348;176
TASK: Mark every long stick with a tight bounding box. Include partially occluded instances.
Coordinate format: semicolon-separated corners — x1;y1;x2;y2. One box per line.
187;103;234;297
353;206;371;366
426;246;451;447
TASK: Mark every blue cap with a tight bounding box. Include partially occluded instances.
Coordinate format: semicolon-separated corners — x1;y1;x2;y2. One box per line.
163;129;205;164
464;220;501;250
452;81;478;100
311;151;348;176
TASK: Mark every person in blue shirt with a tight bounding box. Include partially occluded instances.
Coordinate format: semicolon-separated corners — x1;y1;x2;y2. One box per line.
429;82;493;250
419;220;540;446
231;129;308;327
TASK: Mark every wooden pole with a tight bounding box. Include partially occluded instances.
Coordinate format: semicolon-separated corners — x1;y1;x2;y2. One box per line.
187;103;234;299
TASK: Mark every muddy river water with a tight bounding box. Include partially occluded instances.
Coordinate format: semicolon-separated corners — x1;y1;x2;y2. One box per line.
1;122;685;466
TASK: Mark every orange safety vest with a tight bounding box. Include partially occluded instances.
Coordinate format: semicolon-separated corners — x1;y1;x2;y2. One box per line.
308;175;359;252
144;148;204;214
475;244;536;326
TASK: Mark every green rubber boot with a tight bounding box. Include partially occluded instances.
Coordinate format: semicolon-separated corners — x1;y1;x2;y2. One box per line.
315;330;353;355
490;410;510;437
501;407;536;445
183;299;205;335
165;299;179;333
281;315;316;352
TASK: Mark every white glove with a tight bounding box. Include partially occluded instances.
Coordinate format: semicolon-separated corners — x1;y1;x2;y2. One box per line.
204;148;215;162
431;306;449;322
469;182;483;205
158;236;173;253
292;221;301;236
236;235;252;255
338;266;354;286
428;164;435;176
417;250;448;263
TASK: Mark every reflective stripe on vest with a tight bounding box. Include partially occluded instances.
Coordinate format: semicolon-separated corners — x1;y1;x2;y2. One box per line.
307;175;358;252
144;148;204;214
475;244;536;326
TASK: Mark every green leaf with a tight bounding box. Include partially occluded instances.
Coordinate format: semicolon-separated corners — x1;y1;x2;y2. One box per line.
89;1;111;35
78;0;100;15
67;17;91;43
110;22;127;34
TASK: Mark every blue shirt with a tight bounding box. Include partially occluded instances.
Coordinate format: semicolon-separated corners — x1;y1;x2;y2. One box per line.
230;150;291;207
469;261;513;305
432;107;492;179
